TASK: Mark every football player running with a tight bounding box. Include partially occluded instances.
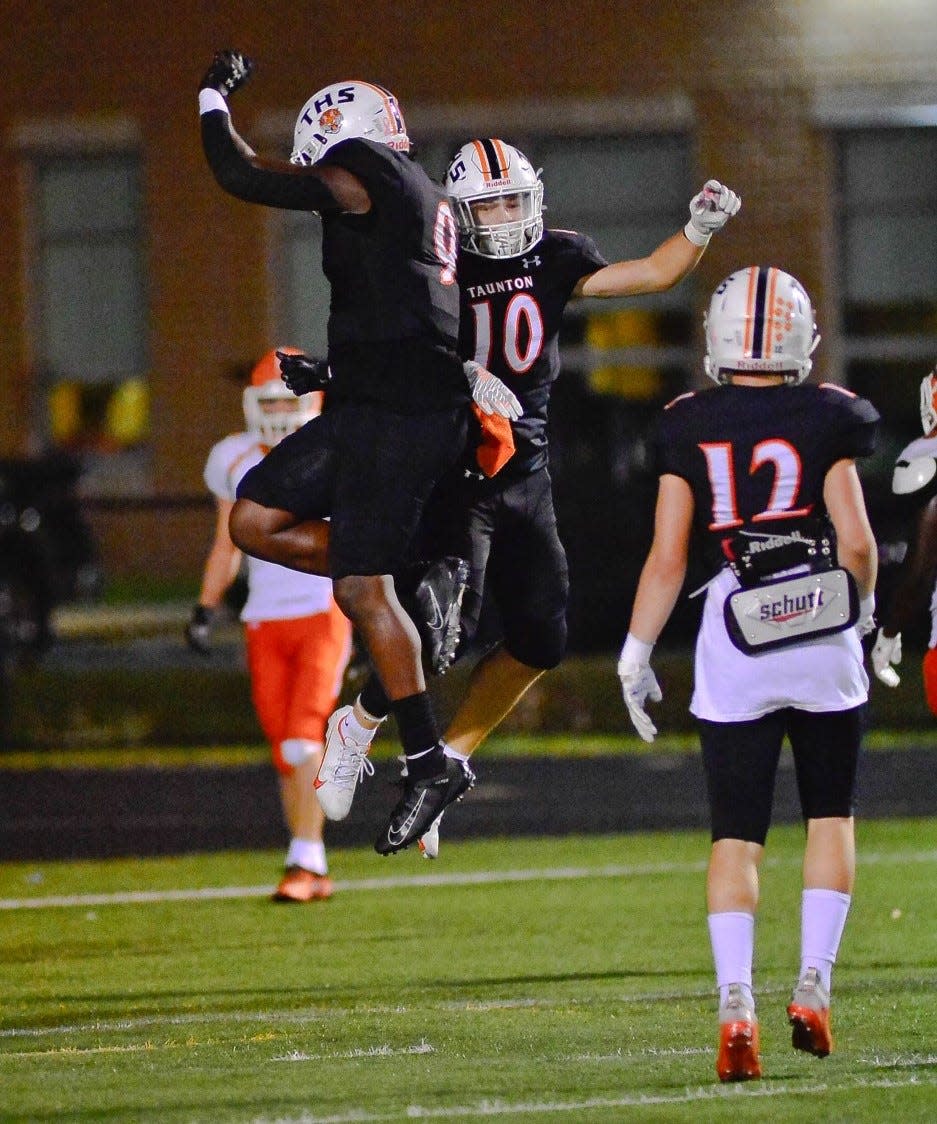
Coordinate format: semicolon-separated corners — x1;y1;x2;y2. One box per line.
346;139;740;855
187;350;351;902
198;52;505;853
618;268;879;1080
871;364;937;711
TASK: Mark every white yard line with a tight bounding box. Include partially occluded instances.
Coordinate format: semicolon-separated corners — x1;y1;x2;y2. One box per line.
2;848;935;912
249;1074;937;1123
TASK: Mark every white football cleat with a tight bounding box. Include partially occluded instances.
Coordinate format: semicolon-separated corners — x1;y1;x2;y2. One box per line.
314;705;375;820
418;812;444;860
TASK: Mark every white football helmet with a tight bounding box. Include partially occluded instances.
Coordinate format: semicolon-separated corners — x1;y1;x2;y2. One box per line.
919;367;937;435
242;348;322;447
290;81;409;166
704;266;819;385
446;139;544;258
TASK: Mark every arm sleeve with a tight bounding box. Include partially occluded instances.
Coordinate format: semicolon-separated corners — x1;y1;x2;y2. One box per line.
200;110;339;212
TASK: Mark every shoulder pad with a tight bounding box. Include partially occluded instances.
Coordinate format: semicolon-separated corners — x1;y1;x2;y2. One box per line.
893;454;937;495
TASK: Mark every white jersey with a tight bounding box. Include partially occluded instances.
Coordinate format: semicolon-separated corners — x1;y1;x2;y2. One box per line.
893;434;937;649
690;566;869;722
203;432;335;623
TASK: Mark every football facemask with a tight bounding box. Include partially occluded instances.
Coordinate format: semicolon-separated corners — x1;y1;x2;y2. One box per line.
919;368;937;436
446;139;544;258
291;81;409;166
242;348;322;447
704;266;819;385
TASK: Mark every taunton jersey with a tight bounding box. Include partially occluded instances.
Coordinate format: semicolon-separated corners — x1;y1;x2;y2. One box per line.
651;381;880;722
654;382;880;581
458;229;607;473
201;116;466;411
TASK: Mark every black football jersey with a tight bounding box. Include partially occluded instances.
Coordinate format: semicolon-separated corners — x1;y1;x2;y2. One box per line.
653;382;880;577
201;117;465;410
457;230;607;472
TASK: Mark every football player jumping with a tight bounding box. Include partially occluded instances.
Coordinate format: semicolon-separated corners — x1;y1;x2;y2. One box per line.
871;364;937;712
198;53;519;854
186;350;351;903
345;140;740;854
618;268;879;1080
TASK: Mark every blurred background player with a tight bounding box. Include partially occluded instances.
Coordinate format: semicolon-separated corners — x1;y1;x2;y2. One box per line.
346;140;740;855
186;349;352;902
617;267;879;1080
871;364;937;712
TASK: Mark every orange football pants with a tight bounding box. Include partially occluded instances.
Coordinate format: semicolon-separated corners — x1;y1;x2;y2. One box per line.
923;647;937;718
245;603;352;775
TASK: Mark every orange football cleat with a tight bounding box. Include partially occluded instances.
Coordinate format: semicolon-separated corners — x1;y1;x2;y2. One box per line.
787;968;833;1057
716;986;762;1082
272;867;334;903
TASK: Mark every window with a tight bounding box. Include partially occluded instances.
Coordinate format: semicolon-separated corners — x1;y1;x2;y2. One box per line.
31;153;150;495
838;128;937;466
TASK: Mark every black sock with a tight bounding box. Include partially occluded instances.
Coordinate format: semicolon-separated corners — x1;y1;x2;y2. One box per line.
390;692;444;779
360;673;391;720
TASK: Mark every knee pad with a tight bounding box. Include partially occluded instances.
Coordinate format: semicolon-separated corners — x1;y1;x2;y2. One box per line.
275;738;322;776
923;648;937;717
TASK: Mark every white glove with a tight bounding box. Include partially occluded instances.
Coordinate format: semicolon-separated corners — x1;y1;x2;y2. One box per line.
857;592;876;638
464;360;522;420
684;179;742;246
871;628;902;688
617;633;662;743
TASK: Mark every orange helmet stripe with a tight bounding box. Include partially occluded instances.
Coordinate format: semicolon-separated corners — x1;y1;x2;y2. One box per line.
764;267;779;358
743;266;758;356
355;80;405;135
471;139;493;180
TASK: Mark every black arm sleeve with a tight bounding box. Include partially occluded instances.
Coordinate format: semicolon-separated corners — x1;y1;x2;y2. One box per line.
200;110;339;212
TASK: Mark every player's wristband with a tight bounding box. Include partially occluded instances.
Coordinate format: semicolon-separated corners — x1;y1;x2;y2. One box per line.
683;220;711;247
198;88;230;116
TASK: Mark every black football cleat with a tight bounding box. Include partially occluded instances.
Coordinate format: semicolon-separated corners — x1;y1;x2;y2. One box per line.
399;556;470;675
375;757;475;855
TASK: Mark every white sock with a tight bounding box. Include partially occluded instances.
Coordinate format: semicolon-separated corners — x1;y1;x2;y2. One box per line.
800;888;851;993
286;838;327;875
708;911;755;1009
353;696;386;728
344;705;378;740
442;742;469;763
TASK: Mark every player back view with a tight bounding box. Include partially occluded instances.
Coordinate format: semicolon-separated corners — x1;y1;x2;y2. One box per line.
619;267;879;1080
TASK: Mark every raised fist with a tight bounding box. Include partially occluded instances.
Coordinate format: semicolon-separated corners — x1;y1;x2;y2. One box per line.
199;49;254;98
276;350;332;396
685;179;741;245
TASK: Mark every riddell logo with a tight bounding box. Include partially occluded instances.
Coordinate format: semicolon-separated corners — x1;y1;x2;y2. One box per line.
759;589;824;622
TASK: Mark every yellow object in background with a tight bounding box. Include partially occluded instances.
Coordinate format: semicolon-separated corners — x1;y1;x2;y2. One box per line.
586;308;662;400
107;377;150;446
48;377;150;450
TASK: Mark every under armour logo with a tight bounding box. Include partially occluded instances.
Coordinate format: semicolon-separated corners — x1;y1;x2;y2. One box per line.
522;255;542;269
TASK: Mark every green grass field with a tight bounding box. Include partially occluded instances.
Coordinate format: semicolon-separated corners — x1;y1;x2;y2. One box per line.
2;820;935;1122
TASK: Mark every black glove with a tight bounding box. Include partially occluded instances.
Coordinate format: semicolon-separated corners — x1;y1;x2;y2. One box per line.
184;604;214;655
199;49;254;97
276;350;332;396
